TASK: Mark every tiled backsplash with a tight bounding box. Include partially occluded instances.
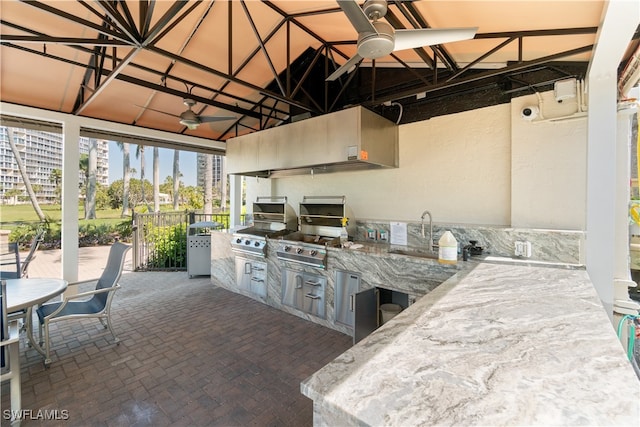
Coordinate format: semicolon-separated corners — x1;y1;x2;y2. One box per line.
355;220;584;264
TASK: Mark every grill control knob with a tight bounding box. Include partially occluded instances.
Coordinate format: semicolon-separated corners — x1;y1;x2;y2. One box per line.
245;240;251;245
296;247;303;254
310;250;318;256
284;245;291;252
235;238;242;244
254;241;261;247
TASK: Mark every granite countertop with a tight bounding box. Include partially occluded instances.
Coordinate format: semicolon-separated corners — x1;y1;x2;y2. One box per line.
334;240;585;269
301;262;640;426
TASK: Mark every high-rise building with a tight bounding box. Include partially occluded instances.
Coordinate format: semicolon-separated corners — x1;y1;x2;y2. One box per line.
0;126;109;203
196;153;223;188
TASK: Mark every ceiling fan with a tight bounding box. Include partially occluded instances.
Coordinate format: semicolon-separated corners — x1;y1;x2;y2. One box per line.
327;0;478;81
141;98;236;130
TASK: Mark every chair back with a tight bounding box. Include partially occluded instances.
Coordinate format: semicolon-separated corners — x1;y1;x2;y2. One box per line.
1;280;8;373
20;230;45;278
0;243;21;280
91;242;131;309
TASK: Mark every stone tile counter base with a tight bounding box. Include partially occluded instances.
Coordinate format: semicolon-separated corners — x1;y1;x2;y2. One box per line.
301;263;640;426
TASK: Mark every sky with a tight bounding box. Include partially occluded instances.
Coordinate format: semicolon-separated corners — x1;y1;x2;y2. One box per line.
108;141;199;187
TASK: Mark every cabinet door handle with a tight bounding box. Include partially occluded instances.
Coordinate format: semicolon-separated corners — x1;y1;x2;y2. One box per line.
305;293;321;300
305;280;321;287
349;294;354;312
244;262;251;274
295;275;303;289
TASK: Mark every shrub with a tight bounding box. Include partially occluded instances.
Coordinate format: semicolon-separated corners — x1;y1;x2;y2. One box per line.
145;223;187;270
9;220;133;249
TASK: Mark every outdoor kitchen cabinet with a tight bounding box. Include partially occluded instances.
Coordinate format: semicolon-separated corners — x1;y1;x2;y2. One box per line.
345;285;412;345
235;256;267;298
334;270;361;328
281;268;326;319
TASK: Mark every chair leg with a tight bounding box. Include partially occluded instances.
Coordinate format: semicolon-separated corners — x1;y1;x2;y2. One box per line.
104;315;119;344
9;338;22;426
43;320;52;367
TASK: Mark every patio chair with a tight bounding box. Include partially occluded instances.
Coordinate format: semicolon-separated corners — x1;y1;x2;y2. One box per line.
35;241;131;366
19;230;45;278
1;279;22;425
0;243;21;280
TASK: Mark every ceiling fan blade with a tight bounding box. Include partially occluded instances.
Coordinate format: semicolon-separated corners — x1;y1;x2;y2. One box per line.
337;0;377;34
393;27;478;51
326;54;363;81
199;115;236;123
136;105;181;119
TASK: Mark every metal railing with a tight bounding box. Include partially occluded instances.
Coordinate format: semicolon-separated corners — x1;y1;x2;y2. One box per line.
132;211;246;271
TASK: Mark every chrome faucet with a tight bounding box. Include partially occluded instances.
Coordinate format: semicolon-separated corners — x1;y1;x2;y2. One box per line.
420;210;433;251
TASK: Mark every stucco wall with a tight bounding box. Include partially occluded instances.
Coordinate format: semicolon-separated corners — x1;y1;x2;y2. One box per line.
511;92;587;229
245;92;587;230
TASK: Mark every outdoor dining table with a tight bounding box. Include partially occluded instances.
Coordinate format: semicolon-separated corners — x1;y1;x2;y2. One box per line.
5;277;68;356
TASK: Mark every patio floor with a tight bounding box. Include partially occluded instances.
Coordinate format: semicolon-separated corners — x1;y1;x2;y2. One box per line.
1;270;352;426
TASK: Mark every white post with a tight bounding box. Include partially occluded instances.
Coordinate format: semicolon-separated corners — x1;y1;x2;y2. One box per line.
586;0;640;321
229;174;243;229
61;120;80;286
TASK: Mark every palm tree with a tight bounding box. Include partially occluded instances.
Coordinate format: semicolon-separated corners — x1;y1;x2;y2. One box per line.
172;149;180;210
6;127;46;221
203;154;213;215
79;154;92;219
115;142;131;217
135;145;151;211
49;168;62;205
220;156;228;211
153;146;160;212
85;139;97;219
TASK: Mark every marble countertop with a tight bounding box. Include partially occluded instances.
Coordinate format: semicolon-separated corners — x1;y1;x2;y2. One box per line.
301;262;640;426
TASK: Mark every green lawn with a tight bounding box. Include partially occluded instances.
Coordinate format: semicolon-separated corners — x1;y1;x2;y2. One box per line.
0;204;127;230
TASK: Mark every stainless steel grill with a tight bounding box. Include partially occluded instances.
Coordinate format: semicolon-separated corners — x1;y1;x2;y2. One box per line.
276;235;330;269
276;196;353;269
231;196;297;257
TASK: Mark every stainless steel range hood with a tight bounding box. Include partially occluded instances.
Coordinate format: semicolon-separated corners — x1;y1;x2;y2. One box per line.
226;106;398;178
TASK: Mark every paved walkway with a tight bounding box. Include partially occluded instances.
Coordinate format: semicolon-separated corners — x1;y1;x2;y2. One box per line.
23;245;133;282
3;247;353;426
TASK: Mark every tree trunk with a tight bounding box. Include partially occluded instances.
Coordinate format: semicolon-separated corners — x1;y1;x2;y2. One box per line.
173;150;180;210
7;128;46;221
122;143;131;217
220;156;228;212
139;146;151;211
204;154;213;215
153;146;160;212
85;139;97;219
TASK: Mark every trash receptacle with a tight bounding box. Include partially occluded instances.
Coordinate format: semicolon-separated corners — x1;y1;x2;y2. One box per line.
380;303;402;325
187;221;221;278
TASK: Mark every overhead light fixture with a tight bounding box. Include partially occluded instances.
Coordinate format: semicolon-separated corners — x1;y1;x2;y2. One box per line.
179;119;199;130
416;92;426;100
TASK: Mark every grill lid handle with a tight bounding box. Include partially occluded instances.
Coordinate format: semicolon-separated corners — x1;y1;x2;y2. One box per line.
301;195;346;204
256;196;288;203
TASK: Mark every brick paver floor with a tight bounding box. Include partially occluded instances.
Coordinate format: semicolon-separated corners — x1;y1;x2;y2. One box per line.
1;270;352;426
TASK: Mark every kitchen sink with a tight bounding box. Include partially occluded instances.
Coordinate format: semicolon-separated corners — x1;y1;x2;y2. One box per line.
387;247;439;260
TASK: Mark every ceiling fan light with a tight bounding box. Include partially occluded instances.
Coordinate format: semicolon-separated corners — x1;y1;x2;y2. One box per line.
180;119;199;130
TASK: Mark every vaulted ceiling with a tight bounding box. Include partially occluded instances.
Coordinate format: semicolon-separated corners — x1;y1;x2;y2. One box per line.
1;1;638;142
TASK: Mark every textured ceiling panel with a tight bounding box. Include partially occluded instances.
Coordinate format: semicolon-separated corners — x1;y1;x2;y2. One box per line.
0;0;636;142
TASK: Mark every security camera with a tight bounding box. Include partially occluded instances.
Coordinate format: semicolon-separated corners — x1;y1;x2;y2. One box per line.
521;106;539;121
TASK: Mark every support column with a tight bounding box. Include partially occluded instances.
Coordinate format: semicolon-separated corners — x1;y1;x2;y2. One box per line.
586;0;640;320
61;121;80;286
229;174;243;229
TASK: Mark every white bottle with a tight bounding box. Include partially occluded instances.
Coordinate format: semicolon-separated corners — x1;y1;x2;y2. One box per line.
438;231;458;264
340;217;349;247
